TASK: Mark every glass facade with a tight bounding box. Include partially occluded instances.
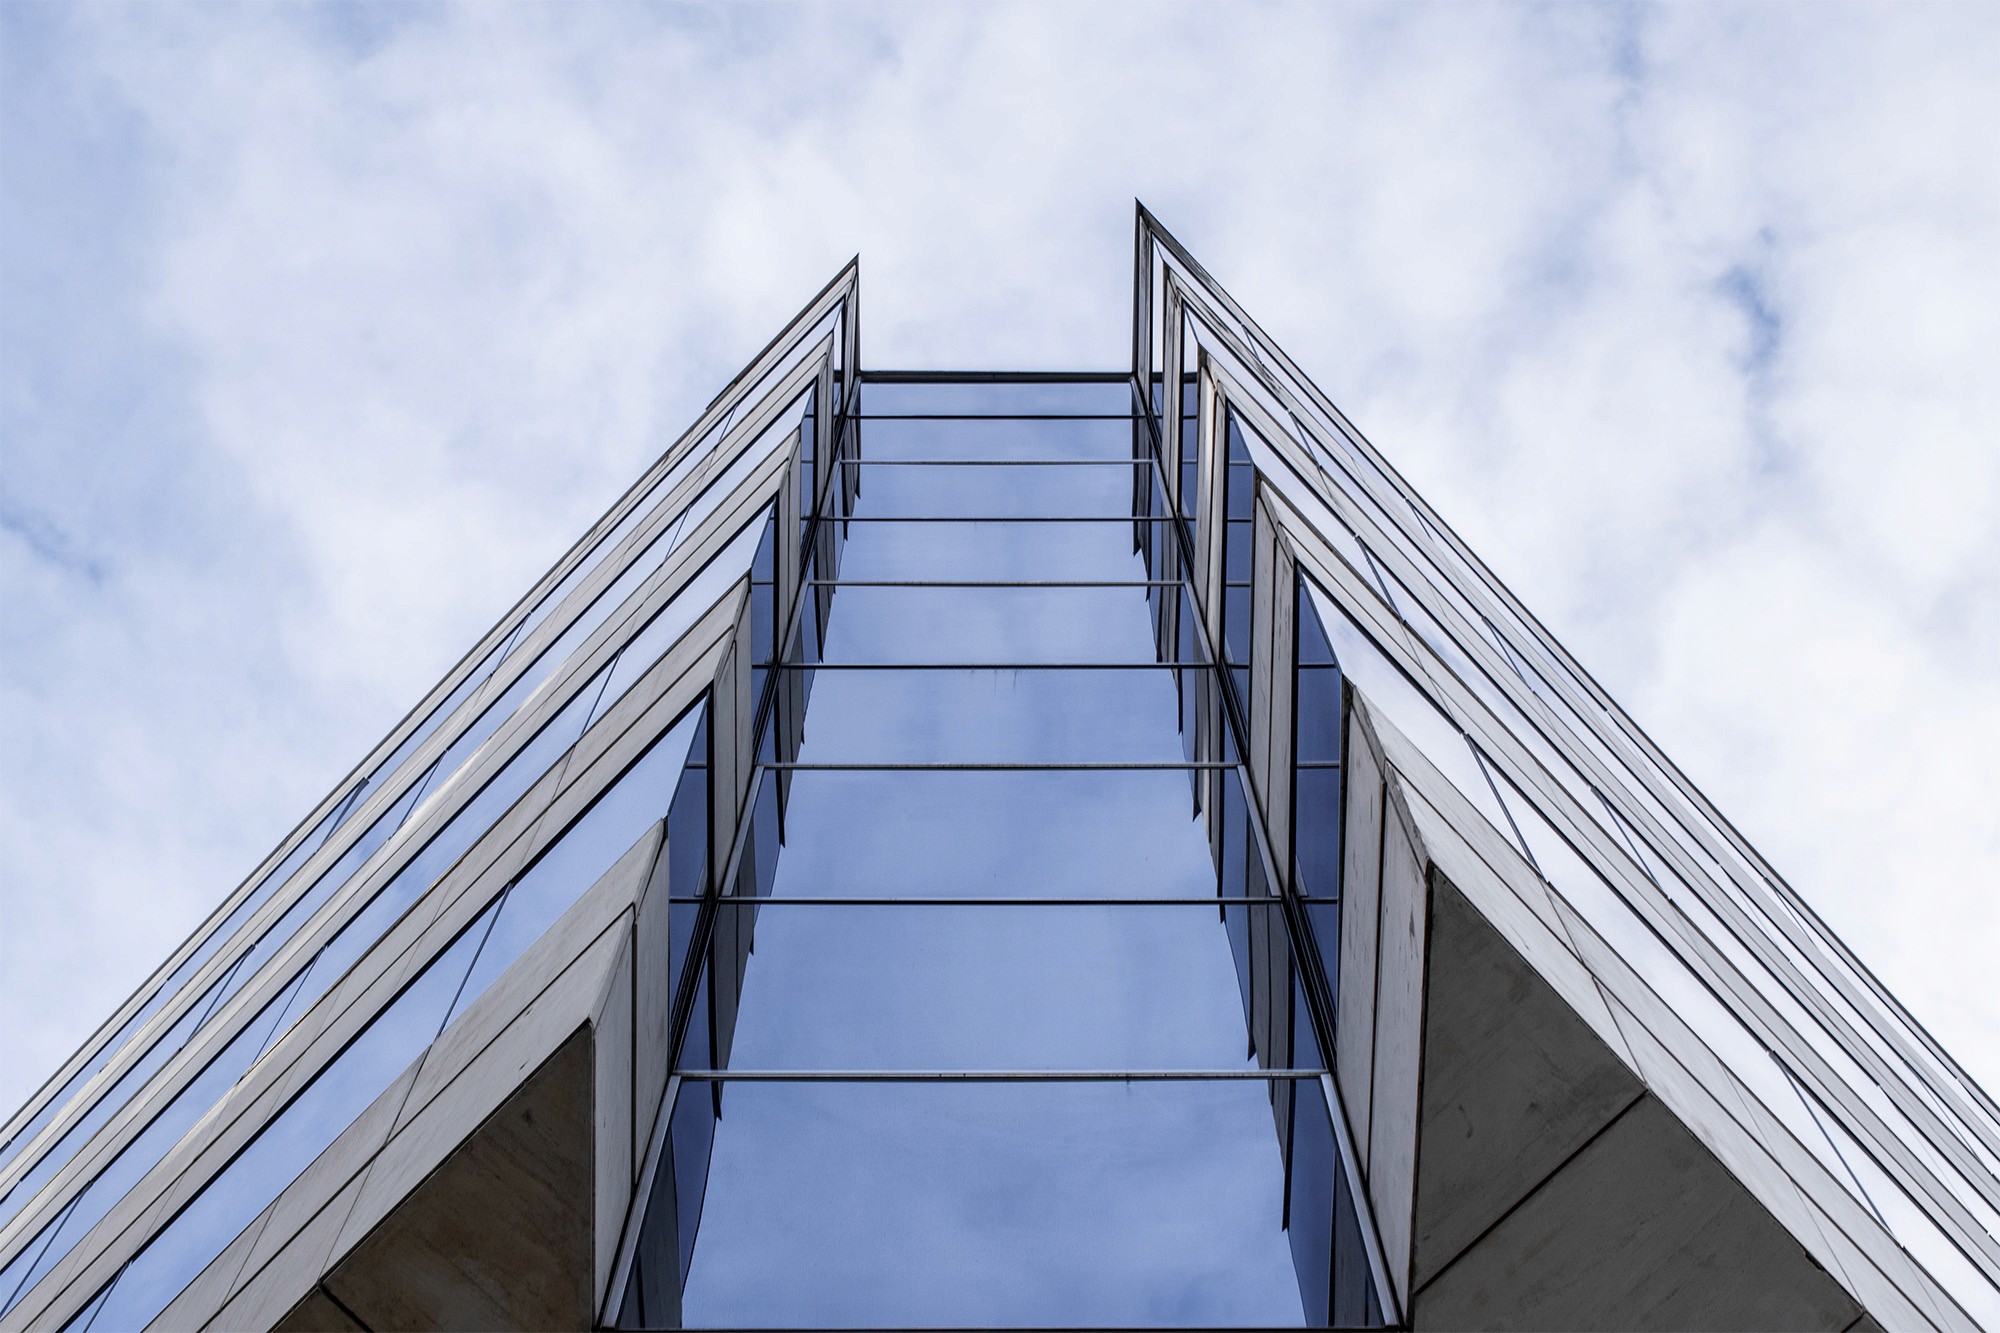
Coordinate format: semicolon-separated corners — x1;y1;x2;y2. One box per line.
603;377;1384;1328
1136;206;1999;1327
2;219;1991;1330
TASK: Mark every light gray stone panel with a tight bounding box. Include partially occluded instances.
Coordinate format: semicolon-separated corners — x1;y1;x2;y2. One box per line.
632;826;676;1167
1248;497;1277;811
1337;717;1385;1175
1412;875;1645;1289
395;904;632;1141
152;1187;275;1333
1391;778;1634;1072
322;1029;596;1332
1267;542;1297;889
1369;802;1432;1309
1413;1096;1863;1332
239;1064;423;1284
591;930;635;1301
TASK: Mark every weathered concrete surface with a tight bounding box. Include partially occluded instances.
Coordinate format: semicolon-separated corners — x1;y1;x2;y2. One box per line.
1412;876;1645;1290
1339;692;1878;1331
1414;1095;1862;1331
293;1028;596;1332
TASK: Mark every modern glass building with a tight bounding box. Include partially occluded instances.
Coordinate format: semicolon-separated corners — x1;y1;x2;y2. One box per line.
2;207;1996;1330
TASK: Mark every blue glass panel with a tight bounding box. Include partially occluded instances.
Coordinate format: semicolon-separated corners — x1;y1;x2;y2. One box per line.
1301;580;1520;845
0;960;303;1314
764;769;1215;901
1288;972;1336;1320
0;1196;71;1313
679;1080;1303;1328
0;963;236;1231
57;1260;111;1331
1224;581;1251;663
668;714;712;1006
834;517;1148;583
1220;768;1254;1020
449;705;705;1027
820;587;1156;665
857;379;1132;416
854;416;1131;462
297;662;610;1017
673;986;716;1286
790;667;1193;764
852;459;1136;519
717;903;1305;1071
797;384;816;546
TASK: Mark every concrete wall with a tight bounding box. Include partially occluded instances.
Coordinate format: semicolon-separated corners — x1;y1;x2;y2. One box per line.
1334;693;1929;1330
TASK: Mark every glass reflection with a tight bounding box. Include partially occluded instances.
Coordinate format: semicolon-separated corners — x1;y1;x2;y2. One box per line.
627;388;1381;1328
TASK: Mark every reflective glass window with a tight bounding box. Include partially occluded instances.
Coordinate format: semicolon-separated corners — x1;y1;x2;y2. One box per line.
857;379;1133;416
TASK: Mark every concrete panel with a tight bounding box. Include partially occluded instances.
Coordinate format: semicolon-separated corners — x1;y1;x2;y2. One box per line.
1369;804;1432;1309
1358;690;1640;1078
1392;782;1636;1075
1267;543;1297;888
1414;1096;1863;1332
269;1287;367;1332
208;1173;368;1332
403;840;650;1119
1596;1000;1925;1330
4;1128;192;1333
1594;988;1939;1332
632;826;676;1162
591;931;636;1301
152;1187;275;1332
240;1064;422;1282
322;1029;596;1332
1336;718;1385;1175
1413;875;1646;1288
1249;497;1277;810
387;916;625;1150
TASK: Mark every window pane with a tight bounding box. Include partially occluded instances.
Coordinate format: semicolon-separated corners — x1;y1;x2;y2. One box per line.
712;903;1305;1071
851;459;1137;518
785;666;1197;764
819;587;1159;665
858;380;1133;416
764;768;1222;900
679;1079;1306;1328
833;518;1148;583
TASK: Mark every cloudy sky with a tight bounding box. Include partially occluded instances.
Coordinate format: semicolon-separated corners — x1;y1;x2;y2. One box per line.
1;1;1995;1125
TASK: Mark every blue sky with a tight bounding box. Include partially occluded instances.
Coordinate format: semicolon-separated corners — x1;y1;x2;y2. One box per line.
1;0;1995;1130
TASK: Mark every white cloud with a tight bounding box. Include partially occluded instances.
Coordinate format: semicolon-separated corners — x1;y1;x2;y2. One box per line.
1;0;1995;1169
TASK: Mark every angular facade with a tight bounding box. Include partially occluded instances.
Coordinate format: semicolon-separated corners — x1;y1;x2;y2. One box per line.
1;208;1996;1330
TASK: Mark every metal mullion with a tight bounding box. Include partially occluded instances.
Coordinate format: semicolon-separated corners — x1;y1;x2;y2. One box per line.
830;515;1173;523
674;1069;1329;1082
768;761;1239;771
672;895;1295;906
841;457;1143;465
773;661;1212;670
855;413;1137;422
807;579;1180;588
859;369;1127;381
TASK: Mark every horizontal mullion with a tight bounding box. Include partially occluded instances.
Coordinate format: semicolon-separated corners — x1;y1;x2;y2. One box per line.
855;413;1136;422
807;579;1182;588
669;895;1286;906
673;1069;1328;1082
766;761;1240;771
841;457;1141;465
776;661;1212;670
828;515;1167;523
